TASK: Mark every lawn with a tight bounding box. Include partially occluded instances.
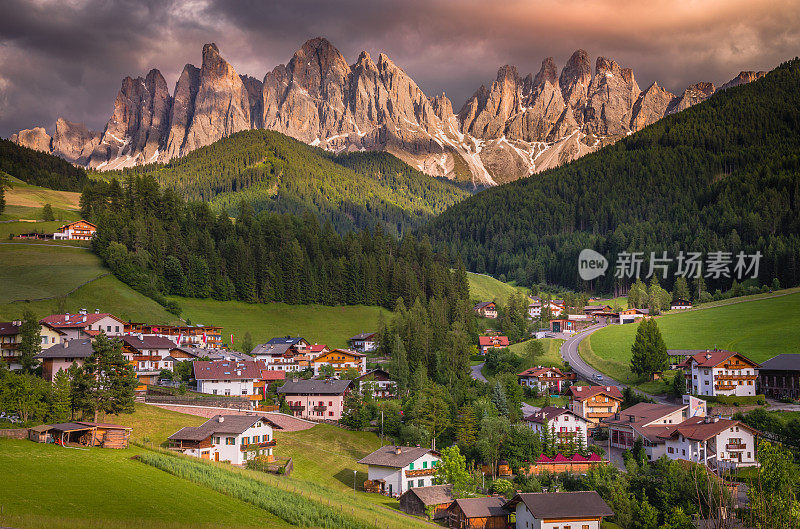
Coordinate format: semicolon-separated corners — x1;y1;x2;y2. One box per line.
106;402;207;446
580;291;800;385
3;175;82;212
467;271;526;304
0;438;290;529
172;297;390;351
508;337;565;368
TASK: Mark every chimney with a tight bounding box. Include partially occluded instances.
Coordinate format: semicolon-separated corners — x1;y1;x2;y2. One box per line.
395;446;401;455
95;309;100;314
64;340;69;348
79;308;87;315
606;386;611;391
218;416;225;423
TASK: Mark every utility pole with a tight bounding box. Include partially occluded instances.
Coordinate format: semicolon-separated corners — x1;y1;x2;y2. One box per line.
381;410;384;445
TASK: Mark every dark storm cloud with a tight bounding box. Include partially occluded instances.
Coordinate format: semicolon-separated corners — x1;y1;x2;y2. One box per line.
2;0;799;137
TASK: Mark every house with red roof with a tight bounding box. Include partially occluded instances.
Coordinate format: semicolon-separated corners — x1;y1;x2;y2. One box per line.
40;310;126;340
523;406;589;448
660;416;759;471
193;360;265;402
680;349;759;397
568;385;624;427
478;335;509;354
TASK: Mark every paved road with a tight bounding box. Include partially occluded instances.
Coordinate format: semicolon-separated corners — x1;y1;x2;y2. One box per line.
470;362;487;382
560;324;672;405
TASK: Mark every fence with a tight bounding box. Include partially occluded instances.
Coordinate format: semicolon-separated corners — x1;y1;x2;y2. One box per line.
0;428;29;439
144;394;256;410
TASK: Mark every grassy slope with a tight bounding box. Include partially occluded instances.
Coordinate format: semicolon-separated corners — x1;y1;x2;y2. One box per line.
0;439;289;529
4;175;81;211
467;272;526;304
581;291;800;383
173;297;389;350
508;338;565;368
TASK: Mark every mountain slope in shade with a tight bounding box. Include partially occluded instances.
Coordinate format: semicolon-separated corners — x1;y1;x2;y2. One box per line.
12;39;767;187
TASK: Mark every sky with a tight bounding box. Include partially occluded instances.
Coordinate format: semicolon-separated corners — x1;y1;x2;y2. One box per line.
1;0;799;138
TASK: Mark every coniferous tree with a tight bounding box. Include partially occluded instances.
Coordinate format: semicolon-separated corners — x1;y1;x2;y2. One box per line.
630;319;668;380
42;203;55;221
50;368;72;422
672;276;690;301
18;310;41;373
80;334;137;421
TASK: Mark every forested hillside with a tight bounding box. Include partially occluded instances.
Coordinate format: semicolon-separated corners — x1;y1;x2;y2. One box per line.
81;175;471;316
101;130;468;236
0;139;89;192
424;58;800;293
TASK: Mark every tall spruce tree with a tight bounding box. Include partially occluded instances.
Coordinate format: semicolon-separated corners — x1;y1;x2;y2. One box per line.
50;368;72;422
630;319;668;380
80;334;137;421
18;310;42;373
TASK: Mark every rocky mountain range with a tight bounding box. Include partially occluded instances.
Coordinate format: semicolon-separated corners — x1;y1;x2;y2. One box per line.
11;39;766;186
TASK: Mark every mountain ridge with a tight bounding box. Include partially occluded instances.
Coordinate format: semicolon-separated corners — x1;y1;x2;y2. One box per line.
11;38;767;186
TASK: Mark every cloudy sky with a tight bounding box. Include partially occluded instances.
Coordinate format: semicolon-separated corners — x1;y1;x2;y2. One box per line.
1;0;798;137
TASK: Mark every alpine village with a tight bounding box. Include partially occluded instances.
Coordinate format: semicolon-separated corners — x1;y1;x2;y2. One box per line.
1;3;800;529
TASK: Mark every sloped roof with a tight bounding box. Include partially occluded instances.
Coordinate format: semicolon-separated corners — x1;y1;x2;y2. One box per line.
602;403;686;427
41;312;123;328
662;416;758;442
569;385;623;401
474;301;496;310
250;343;293;357
505;491;613;519
680;350;759;369
355;368;393;382
266;336;306;346
193;360;262;381
350;332;377;341
524;406;585;425
278;378;353;395
121;335;178;350
34;339;94;359
0;322;20;336
518;366;566;378
357;445;437;468
479;336;509;347
758;353;800;371
168;415;282;441
450;497;507;519
402;484;453;506
260;370;286;381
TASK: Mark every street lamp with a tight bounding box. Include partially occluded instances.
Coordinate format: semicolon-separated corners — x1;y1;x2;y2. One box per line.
353;469;357;492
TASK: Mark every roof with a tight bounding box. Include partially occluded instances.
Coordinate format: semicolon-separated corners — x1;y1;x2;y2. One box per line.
759;353;800;371
517;366;566;378
121;335;178;350
357;445;438;468
356;368;393;382
569;385;623;401
450;497;507;519
278;378;353;395
350;332;377;341
193;360;262;381
47;422;95;432
505;491;614;519
250;343;293;357
680;350;760;369
260;370;286;381
169;415;282;441
603;403;686;427
266;336;306;346
308;343;328;352
77;421;132;430
474;301;496;310
663;416;758;442
671;298;692;305
479;336;509;347
34;339;94;359
402;484;454;506
315;348;366;360
584;305;611;311
524;406;585;424
58;219;97;230
40;312;124;329
0;322;20;336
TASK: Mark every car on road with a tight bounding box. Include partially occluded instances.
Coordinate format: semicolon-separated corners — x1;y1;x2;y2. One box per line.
594;374;604;381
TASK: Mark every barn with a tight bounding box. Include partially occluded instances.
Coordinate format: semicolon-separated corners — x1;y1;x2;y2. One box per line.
399;484;454;519
446;496;509;529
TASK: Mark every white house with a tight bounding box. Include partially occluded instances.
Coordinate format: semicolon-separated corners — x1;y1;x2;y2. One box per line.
505;491;614;529
523;406;589;448
355;368;397;398
349;333;378;352
603;403;691;461
670;298;693;310
517;366;572;393
358;445;441;496
193;360;264;398
680;350;759;397
168;414;281;465
528;301;542;318
661;416;759;471
53;220;97;240
618;308;649;324
40;310;126;340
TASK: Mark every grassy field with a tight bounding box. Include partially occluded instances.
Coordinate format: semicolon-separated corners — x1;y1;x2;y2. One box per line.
0;439;290;529
508;337;565;368
581;291;800;384
172;297;390;350
3;175;82;211
467;271;526;304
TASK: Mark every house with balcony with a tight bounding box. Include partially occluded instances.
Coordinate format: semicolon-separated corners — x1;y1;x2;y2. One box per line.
349;333;378;352
504;491;614;529
34;338;95;382
603;403;690;461
478;335;509;354
527;300;542;318
168;414;282;465
121;335;180;386
41;310;126;340
569;385;624;428
124;322;223;349
311;348;367;376
680;349;759;397
193;360;265;400
670;298;693;310
277;378;352;420
53;219;96;240
355;368;397;398
250;338;311;372
523;406;589;448
757;354;800;400
517;366;574;393
660;416;759;471
358;445;441;496
473;301;498;319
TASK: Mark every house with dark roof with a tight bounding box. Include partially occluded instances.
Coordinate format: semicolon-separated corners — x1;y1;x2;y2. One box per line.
660;416;759;471
311;348;367;376
680;350;759;397
358;445;441;496
505;491;614;529
355;368;397;398
446;496;508;529
250;340;310;373
34;338;95;381
523;406;589;448
670;298;693;310
278;378;353;421
0;321;22;370
168;414;282;465
398;484;453;519
473;301;498;319
603;402;689;461
569;385;624;427
349;332;378;352
121;335;181;385
757;353;800;399
193;360;265;402
517;366;574;393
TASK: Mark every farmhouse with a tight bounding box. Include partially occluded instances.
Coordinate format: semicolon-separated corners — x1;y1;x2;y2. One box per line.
584;304;612;315
278;378;352;420
757;353;800;400
34;338;94;382
670;298;693;310
504;491;614;529
660;416;759;471
0;319;68;369
527;301;541;318
311;348;367;376
53;219;96;240
618;308;649;324
523;406;589;448
680;350;759;397
478;335;509;354
604;403;689;461
358;445;441;496
168;414;281;465
193;360;264;399
473;301;498;319
355;368;397;398
41;310;126;340
569;385;623;427
517;366;573;393
305;343;330;359
446;496;508;529
349;332;378;352
399;484;454;519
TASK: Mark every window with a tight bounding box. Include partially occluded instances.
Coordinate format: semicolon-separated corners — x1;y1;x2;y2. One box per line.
212;389;218;395
226;437;235;445
423;461;427;469
214;437;220;444
242;388;248;395
225;389;231;396
107;325;111;332
418;479;424;487
241;437;249;445
329;411;333;416
329;401;333;406
409;462;414;470
115;326;120;332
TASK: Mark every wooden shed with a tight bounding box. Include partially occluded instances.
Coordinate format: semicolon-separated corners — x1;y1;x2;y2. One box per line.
447;496;509;529
27;422;132;449
399;484;454;519
28;424;52;443
79;422;132;449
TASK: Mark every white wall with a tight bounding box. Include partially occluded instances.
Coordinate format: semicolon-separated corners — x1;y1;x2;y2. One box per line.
514;502;600;529
197;379;256;396
182;419;274;465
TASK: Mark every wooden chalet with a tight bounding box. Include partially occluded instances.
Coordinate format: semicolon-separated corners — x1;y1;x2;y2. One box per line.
53;220;96;240
399;484;454;519
446;496;509;529
523;452;606;475
474;302;499;319
124;322;223;349
670;298;693;310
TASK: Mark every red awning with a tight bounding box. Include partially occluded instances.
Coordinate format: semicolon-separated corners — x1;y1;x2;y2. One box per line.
536;454;553;463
